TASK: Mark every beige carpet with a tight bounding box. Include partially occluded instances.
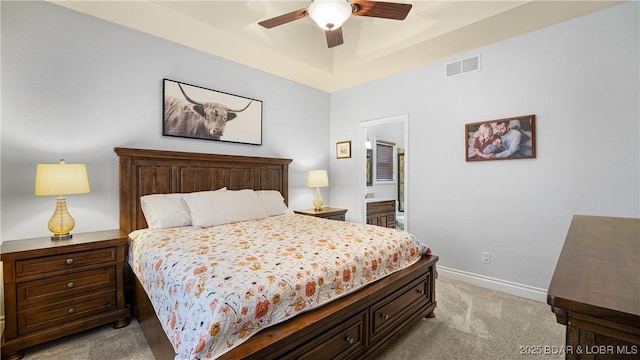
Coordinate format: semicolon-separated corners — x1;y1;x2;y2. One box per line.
377;277;565;360
22;277;564;360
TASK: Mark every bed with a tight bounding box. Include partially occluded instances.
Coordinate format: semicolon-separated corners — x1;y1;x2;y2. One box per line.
115;147;438;360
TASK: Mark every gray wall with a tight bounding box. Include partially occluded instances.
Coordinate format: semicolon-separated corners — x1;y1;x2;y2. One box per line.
329;2;639;290
1;1;330;241
1;1;638;299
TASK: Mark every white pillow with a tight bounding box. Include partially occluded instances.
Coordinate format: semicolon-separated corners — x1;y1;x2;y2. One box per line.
256;190;291;216
140;187;227;229
183;189;268;227
140;193;192;229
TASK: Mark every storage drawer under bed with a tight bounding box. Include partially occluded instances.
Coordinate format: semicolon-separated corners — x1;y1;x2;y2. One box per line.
370;271;432;341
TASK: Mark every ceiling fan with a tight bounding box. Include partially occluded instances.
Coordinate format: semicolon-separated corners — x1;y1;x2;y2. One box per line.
258;0;412;48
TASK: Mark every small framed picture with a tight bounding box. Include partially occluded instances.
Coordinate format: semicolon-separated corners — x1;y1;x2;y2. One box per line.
336;141;352;159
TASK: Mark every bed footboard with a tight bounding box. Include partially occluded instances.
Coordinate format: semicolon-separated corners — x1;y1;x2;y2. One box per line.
126;254;437;360
126;265;175;360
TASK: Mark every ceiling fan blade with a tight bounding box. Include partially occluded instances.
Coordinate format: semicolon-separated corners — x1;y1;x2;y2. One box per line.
326;28;344;48
351;0;412;20
258;8;308;29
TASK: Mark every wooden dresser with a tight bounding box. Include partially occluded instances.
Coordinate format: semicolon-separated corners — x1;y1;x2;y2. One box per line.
294;207;348;221
366;200;396;228
1;230;131;360
547;215;639;359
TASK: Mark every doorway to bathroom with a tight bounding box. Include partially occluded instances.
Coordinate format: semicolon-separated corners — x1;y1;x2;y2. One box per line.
360;114;408;231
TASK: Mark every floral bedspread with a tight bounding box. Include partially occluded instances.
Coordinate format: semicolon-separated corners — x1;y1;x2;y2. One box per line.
128;213;430;359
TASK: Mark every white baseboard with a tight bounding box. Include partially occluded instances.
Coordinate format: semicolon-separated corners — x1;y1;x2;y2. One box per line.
437;266;548;303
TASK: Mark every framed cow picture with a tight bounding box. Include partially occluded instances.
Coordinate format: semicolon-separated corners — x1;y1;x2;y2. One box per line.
163;79;263;145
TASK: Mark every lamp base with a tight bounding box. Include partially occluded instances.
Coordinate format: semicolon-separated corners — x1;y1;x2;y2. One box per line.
313;187;324;211
51;233;73;241
47;197;76;241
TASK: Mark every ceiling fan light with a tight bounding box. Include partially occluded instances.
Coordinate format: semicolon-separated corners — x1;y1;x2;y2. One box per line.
308;0;352;31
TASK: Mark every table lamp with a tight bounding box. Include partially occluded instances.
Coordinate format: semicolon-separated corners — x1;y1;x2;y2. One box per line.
35;159;90;240
307;169;329;211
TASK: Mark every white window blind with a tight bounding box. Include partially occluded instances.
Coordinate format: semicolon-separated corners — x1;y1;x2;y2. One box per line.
375;141;395;182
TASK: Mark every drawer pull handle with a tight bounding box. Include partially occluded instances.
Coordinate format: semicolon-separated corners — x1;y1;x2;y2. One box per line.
67;282;75;288
66;258;74;265
345;336;354;345
416;289;424;295
68;307;75;314
381;313;389;320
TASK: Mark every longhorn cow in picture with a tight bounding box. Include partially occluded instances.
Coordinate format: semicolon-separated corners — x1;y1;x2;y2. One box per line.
163;81;259;143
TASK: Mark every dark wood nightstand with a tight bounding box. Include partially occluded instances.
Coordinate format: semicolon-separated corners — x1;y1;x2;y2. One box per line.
1;229;131;360
294;207;348;221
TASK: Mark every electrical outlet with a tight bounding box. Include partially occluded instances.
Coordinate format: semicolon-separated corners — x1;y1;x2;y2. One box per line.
481;252;490;264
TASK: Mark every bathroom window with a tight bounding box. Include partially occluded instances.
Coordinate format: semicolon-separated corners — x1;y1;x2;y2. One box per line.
375;140;396;182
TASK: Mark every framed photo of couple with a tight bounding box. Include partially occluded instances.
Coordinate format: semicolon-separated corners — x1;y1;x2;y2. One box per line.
465;115;536;162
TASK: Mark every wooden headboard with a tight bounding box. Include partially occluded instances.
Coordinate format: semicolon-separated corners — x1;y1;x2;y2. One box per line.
115;147;292;233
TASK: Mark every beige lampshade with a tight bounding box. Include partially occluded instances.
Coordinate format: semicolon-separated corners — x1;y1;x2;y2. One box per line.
307;169;329;188
35;160;90;196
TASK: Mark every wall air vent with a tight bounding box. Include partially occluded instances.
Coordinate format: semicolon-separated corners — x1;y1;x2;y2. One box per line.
446;55;480;78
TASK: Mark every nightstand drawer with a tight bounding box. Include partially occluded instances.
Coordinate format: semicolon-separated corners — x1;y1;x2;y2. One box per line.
17;267;116;307
16;247;117;278
17;289;116;335
324;213;346;221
